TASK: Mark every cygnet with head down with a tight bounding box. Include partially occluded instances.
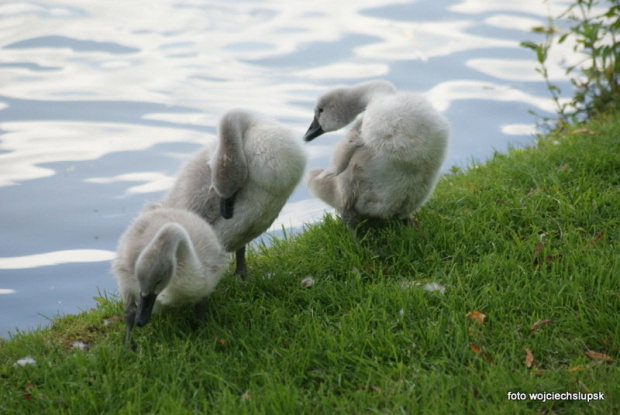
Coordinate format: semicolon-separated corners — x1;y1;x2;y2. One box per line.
112;204;229;346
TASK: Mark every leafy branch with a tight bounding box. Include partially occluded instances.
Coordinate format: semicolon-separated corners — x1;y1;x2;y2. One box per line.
521;0;619;126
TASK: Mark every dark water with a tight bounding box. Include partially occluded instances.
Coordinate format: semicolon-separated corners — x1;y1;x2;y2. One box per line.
0;0;577;337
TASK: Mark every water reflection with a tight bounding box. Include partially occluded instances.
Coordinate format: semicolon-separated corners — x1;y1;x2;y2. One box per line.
0;120;211;185
0;249;116;270
5;35;140;54
86;172;176;196
0;0;576;337
427;80;561;113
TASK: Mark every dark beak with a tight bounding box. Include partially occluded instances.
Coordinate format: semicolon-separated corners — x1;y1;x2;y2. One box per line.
135;293;157;327
220;194;236;220
303;117;325;142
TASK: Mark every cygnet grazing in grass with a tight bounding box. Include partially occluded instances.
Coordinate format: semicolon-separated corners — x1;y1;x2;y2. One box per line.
162;109;307;278
304;80;450;228
112;204;229;346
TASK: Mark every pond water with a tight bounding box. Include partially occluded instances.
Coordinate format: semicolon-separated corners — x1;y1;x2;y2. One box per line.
0;0;578;338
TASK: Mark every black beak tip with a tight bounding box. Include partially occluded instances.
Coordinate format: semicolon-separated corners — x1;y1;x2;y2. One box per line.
135;318;148;328
303;118;325;142
135;293;157;327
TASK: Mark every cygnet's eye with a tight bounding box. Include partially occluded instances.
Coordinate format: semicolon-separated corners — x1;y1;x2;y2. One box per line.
317;108;324;114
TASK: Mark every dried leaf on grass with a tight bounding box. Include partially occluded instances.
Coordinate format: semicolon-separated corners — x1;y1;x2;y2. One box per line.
468;343;494;364
466;311;486;325
525;348;534;368
585;351;614;362
532;241;563;267
543;253;563;263
571;128;596;135
468;343;481;353
533;241;546;258
481;352;494;364
585;228;606;248
530;319;553;335
211;335;226;345
579;380;592;393
356;385;382;394
23;381;35;402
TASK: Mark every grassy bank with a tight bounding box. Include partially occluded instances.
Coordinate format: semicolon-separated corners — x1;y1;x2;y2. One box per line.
1;112;619;414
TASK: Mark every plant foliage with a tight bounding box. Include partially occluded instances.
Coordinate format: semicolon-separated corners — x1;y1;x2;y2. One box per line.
521;0;620;125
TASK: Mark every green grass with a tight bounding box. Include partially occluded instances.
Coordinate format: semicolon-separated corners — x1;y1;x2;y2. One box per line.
1;113;619;414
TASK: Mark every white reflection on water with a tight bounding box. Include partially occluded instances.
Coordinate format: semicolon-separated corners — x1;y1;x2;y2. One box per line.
86;172;175;196
484;14;549;32
296;62;389;80
269;198;335;232
501;124;538;136
354;20;514;61
427;80;567;113
0;250;115;270
450;0;569;15
0;121;214;186
466;41;581;83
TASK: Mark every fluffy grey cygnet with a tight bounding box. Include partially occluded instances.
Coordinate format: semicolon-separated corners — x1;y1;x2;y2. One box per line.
304;80;450;228
162;109;307;278
112;204;229;346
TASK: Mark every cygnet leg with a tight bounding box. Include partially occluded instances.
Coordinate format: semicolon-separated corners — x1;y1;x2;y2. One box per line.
123;301;137;348
194;297;209;322
234;246;248;279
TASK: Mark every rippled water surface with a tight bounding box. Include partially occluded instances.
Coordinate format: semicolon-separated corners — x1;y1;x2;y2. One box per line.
0;0;577;337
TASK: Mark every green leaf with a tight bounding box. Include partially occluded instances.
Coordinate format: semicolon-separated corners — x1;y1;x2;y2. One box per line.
536;46;548;63
549;85;562;93
93;296;108;304
531;26;549;34
519;41;539;51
